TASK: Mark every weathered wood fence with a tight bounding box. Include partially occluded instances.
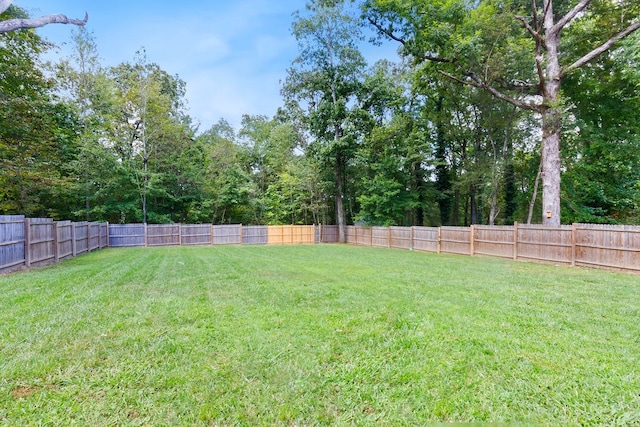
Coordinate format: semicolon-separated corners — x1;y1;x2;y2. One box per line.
3;217;640;274
0;215;108;273
345;223;640;273
107;224;328;248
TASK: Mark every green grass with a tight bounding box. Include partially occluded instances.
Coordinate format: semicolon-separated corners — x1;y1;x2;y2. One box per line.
1;245;639;425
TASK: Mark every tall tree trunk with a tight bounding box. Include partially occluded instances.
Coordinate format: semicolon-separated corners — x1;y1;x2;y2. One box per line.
335;151;346;243
434;96;451;226
541;4;563;225
527;158;543;224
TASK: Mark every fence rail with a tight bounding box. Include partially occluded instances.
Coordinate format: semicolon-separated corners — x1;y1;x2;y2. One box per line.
3;218;640;274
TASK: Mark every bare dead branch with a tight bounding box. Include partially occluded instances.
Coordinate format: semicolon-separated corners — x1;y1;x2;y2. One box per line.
562;21;640;76
438;70;542;112
552;0;590;35
531;0;539;32
0;11;88;34
367;16;451;63
367;16;406;45
515;15;545;47
0;0;12;15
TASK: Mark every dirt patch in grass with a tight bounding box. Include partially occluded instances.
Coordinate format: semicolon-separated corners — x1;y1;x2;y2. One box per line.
12;385;38;399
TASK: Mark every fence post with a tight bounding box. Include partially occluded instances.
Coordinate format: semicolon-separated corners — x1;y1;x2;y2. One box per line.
470;225;475;256
240;224;244;245
88;223;93;252
437;227;442;254
53;222;59;263
513;222;518;260
355;226;358;246
72;222;77;257
571;223;577;267
24;218;31;268
105;222;110;248
387;227;391;248
410;226;414;251
210;224;214;246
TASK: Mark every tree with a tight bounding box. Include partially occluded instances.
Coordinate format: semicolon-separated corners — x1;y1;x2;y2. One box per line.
364;0;640;224
0;5;79;216
55;28;119;221
0;0;87;33
109;52;194;223
197;119;260;224
283;0;367;241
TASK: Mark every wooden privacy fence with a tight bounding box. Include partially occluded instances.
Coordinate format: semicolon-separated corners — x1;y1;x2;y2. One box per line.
108;224;334;248
4;218;640;274
0;216;108;273
346;223;640;273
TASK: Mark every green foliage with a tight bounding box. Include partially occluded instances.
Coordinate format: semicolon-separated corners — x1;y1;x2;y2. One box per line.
0;5;78;217
2;1;640;226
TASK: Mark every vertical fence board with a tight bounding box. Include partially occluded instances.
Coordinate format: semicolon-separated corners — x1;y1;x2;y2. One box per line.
0;215;26;272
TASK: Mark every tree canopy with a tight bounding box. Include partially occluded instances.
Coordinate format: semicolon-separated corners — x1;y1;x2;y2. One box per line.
1;0;639;226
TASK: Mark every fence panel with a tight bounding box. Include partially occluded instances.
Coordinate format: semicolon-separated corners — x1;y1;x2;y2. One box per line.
267;225;289;245
440;227;472;255
354;227;371;246
109;224;145;247
345;226;357;245
317;225;339;243
88;222;102;251
75;222;90;254
243;226;267;245
147;224;180;246
29;218;55;265
0;215;26;271
267;226;315;245
292;226;315;244
369;227;386;247
213;225;242;245
369;227;387;247
56;221;74;260
390;227;412;250
100;223;109;248
412;227;439;253
575;223;640;272
474;226;514;259
517;225;573;264
181;224;211;246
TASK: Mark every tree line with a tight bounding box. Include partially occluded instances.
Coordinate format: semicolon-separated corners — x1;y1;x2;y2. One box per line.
1;1;639;238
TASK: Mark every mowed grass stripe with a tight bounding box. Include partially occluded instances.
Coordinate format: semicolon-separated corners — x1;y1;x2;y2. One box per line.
0;245;638;425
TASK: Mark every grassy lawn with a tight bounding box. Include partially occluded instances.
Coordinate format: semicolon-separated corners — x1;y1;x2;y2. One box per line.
1;245;639;425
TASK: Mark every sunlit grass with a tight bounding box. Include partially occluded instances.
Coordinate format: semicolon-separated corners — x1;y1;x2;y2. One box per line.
1;245;639;425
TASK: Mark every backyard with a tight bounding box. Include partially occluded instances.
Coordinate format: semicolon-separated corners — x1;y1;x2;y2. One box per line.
0;245;639;425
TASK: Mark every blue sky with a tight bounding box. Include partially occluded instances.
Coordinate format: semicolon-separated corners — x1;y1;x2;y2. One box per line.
18;0;398;132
